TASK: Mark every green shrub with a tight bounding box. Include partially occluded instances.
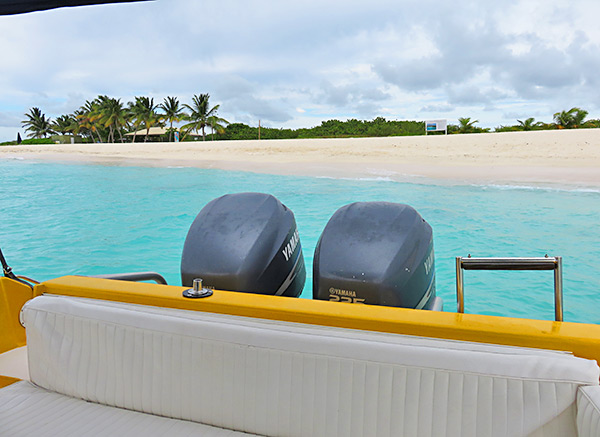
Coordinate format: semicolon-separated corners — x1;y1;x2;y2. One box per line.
21;138;55;144
219;118;427;141
1;138;54;145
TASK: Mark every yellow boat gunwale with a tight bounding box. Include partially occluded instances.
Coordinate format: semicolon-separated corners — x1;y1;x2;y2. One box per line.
0;277;32;355
0;375;20;389
25;275;600;366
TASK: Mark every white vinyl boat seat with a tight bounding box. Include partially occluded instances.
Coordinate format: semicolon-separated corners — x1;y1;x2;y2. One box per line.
0;380;256;436
577;385;600;436
1;294;599;436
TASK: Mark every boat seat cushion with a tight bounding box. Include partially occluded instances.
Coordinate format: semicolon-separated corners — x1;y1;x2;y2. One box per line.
577;385;600;436
0;380;256;436
21;294;600;437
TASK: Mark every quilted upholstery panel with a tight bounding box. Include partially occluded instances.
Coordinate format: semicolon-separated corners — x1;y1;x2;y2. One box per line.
577;386;600;436
22;295;599;437
0;380;256;436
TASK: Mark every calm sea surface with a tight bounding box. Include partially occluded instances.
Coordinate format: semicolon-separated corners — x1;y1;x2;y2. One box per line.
1;159;599;323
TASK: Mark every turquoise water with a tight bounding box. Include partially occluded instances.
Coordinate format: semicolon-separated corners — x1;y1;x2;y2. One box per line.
1;159;600;324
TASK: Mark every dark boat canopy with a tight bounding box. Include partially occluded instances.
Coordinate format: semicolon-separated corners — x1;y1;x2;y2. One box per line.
0;0;152;15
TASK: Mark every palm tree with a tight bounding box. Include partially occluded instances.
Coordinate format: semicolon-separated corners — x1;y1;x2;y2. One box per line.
73;108;93;141
22;107;54;139
97;96;128;143
76;100;104;143
553;107;588;129
457;117;479;134
572;108;588;128
51;114;76;135
126;99;142;143
128;97;162;142
516;117;540;131
207;114;229;140
182;94;222;141
159;96;187;142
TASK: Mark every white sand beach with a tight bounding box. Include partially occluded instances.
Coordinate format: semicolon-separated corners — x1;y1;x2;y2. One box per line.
2;128;600;187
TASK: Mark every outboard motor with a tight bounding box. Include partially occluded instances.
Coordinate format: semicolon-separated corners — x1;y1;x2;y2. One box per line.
181;193;306;297
313;202;440;310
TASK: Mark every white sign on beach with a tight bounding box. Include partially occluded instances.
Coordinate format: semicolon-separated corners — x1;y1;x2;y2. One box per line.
425;119;447;135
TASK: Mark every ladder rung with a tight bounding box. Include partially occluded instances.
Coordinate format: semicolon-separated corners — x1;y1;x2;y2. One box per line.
456;256;563;321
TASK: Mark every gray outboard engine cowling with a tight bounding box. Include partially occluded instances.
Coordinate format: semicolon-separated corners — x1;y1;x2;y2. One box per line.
313;202;437;309
181;193;306;297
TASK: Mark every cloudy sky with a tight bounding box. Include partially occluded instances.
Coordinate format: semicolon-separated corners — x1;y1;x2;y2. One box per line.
1;0;599;141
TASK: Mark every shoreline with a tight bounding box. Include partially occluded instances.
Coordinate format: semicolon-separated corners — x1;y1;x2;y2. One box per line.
2;129;600;188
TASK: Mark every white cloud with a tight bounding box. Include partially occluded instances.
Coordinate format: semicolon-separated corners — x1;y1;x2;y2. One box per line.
0;111;21;128
421;103;454;113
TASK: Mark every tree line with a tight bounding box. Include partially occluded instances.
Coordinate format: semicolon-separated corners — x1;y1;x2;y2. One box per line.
455;107;598;134
221;108;597;139
3;101;598;146
18;94;227;143
220;118;425;141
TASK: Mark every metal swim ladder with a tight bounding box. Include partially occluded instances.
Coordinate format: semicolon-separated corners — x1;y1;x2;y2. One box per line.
455;256;563;321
